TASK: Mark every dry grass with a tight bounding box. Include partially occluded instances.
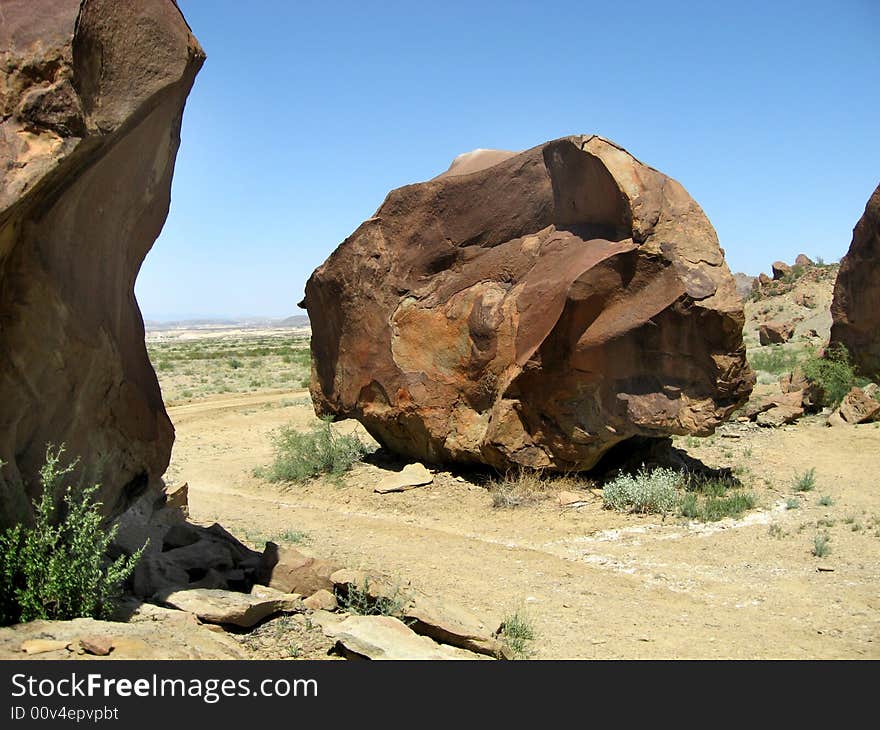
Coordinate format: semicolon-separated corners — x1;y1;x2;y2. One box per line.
487;468;588;508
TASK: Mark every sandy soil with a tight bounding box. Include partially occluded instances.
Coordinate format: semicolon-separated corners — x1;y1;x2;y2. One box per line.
164;390;880;659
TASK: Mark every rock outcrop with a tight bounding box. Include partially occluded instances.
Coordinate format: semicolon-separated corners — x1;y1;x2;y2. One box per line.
0;1;204;525
302;135;754;471
831;183;880;380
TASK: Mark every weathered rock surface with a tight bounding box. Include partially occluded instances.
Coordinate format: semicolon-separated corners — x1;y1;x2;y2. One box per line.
837;387;880;424
302;135;754;471
831;183;880;380
324;615;482;660
772;261;792;280
759;321;794;345
262;544;338;596
156;587;295;628
0;0;204;526
374;462;434;493
0;615;246;660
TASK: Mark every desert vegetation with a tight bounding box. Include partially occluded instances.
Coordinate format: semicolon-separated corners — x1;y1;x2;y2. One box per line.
0;447;144;627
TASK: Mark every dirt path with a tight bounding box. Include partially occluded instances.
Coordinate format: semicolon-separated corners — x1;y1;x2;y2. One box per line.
165;391;880;659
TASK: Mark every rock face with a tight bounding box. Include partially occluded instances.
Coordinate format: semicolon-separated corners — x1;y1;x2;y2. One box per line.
302;135;754;471
831;184;880;380
0;1;204;525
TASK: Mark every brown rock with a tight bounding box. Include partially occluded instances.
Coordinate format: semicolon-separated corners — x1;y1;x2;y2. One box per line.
756;404;803;427
779;367;824;412
403;594;506;658
262;544;337;596
324;615;480;660
373;462;434;493
0;0;204;527
795;254;814;267
759;322;795;345
794;291;818;308
157;588;291;628
301;135;753;471
79;636;114;656
303;589;338;611
826;411;848;428
757;272;773;287
838;387;880;424
772;261;792;280
831;184;880;380
20;639;69;655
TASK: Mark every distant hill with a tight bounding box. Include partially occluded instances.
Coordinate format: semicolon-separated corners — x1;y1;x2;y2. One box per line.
145;314;310;332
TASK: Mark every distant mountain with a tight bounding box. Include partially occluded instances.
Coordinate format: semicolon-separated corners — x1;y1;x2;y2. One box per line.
145;314;310;331
275;315;310;328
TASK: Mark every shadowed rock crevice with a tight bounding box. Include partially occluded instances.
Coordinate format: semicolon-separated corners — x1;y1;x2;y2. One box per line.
302;135;754;471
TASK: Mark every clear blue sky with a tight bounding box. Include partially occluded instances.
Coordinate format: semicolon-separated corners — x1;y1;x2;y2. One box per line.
136;0;880;320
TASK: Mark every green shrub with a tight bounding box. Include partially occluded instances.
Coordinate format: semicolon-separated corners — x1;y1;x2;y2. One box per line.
603;467;680;514
679;475;756;522
801;345;855;407
335;577;408;619
0;446;145;626
500;609;536;660
260;417;368;483
227;358;243;369
748;346;804;376
786;497;800;510
794;468;816;492
812;533;831;558
818;495;833;507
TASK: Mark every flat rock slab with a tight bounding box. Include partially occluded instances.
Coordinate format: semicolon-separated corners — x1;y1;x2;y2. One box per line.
324;615;482;660
0;617;245;660
403;594;506;658
158;588;294;628
374;463;434;493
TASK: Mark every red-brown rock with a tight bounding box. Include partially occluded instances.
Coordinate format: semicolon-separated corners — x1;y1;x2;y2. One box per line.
0;1;204;526
772;261;792;280
795;254;814;267
830;184;880;380
838;387;880;424
302;136;754;471
759;322;795;345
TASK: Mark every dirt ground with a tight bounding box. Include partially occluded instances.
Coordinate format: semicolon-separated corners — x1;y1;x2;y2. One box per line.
163;388;880;659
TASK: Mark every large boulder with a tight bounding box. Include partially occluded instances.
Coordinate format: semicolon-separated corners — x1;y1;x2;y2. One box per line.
0;1;204;526
302;135;754;471
830;183;880;380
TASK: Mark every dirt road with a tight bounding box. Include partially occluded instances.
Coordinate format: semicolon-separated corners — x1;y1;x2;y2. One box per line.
166;390;880;659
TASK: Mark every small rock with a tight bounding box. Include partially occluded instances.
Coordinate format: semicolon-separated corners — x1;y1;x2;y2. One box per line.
79;636;114;656
303;589;338;611
759;321;795;345
374;463;434;493
772;261;792;280
756;404;803;427
826;410;848;428
262;544;337;596
20;639;69;655
556;490;589;506
795;254;814;267
157;587;293;628
325;615;480;660
838;387;880;424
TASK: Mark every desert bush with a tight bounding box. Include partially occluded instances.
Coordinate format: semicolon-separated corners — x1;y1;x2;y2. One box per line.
800;345;855;407
785;497;800;510
812;533;831;558
603;466;680;514
335;577;409;619
259;417;368;484
818;494;833;506
500;609;536;660
794;467;816;492
0;446;145;626
748;346;804;376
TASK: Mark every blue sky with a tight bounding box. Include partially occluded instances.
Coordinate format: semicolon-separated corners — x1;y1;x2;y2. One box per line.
137;0;880;320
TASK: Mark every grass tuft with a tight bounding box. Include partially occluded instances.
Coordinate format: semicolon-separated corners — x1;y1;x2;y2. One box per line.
499;609;536;660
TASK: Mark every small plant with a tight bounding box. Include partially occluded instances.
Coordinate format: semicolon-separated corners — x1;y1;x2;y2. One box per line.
227;358;243;369
0;446;145;626
812;533;831;558
336;577;409;619
748;346;804;376
768;523;785;539
499;609;535;660
801;344;856;407
603;466;680;515
794;468;816;492
818;495;833;507
259;417;369;484
278;528;308;544
786;497;800;510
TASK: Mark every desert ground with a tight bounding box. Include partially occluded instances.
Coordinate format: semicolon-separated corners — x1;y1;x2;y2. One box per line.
146;267;880;659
